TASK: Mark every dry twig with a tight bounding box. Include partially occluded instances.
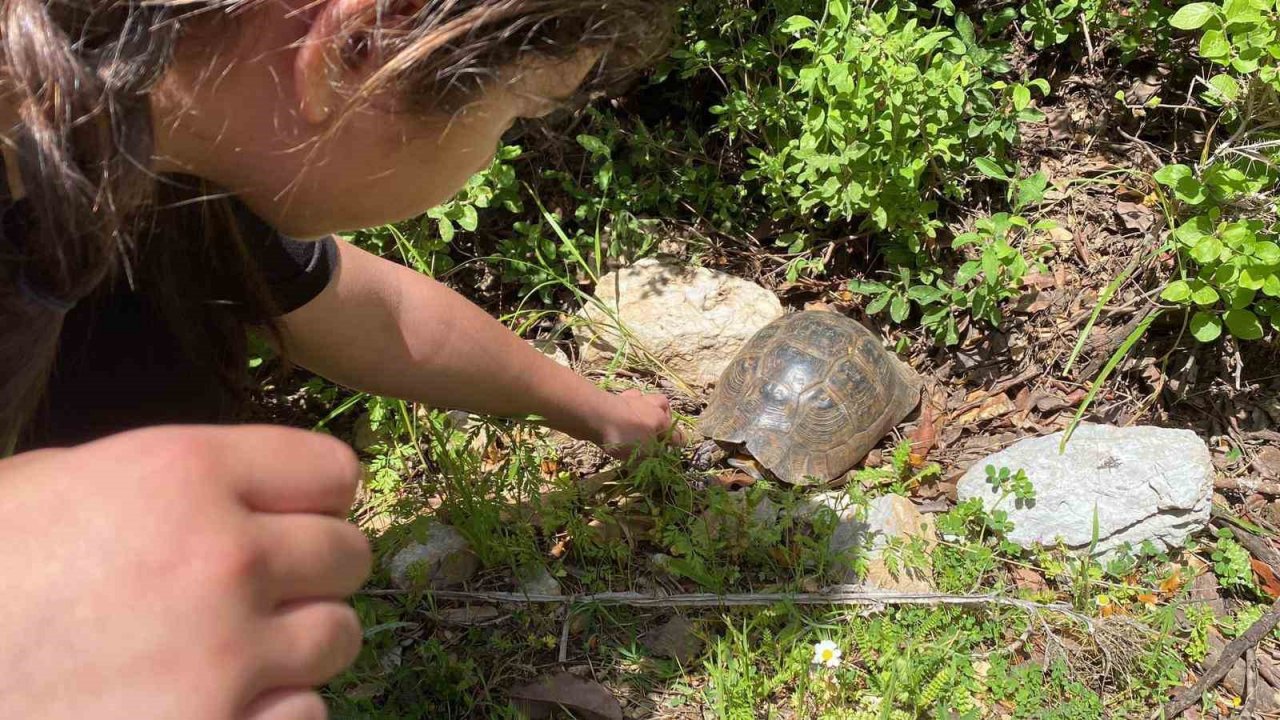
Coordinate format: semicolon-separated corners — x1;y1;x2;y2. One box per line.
1162;596;1280;718
363;586;1096;626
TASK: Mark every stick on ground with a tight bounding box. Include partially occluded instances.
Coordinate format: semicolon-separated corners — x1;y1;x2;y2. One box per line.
1162;595;1280;718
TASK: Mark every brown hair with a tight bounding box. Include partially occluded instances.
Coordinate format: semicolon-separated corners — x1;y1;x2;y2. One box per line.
0;0;673;453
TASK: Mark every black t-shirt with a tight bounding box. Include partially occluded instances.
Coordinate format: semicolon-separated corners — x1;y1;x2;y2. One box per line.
3;175;338;451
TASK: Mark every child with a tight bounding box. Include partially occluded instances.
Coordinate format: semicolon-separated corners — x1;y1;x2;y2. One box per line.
0;0;675;716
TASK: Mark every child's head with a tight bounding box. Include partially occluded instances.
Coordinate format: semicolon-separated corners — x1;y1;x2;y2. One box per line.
0;0;674;451
153;0;672;235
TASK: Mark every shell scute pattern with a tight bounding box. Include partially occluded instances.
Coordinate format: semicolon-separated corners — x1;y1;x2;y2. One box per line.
699;311;922;485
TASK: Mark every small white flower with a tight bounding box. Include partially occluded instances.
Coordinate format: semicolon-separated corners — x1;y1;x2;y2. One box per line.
812;639;842;668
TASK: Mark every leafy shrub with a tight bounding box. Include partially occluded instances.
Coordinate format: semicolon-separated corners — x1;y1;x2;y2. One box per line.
1156;0;1280;342
852;164;1055;344
717;2;1023;245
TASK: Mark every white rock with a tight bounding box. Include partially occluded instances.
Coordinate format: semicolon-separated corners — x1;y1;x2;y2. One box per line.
956;424;1213;556
802;492;937;592
575;258;783;387
387;522;479;590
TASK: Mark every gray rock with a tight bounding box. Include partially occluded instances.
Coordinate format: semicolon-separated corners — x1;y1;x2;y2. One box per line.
575;258;783;387
641;616;704;664
801;492;937;592
387;523;479;590
956;423;1213;556
515;566;562;597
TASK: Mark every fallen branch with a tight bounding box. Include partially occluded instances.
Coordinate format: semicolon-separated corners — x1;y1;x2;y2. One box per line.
1162;595;1280;718
362;586;1094;626
1216;476;1280;497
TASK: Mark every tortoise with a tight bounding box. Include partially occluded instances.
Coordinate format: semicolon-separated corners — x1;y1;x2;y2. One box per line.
698;310;922;485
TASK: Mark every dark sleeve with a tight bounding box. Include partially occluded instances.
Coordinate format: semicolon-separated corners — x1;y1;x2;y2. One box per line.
231;200;340;315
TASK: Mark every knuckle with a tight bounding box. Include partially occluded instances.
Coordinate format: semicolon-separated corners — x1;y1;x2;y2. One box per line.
204;536;265;587
314;434;361;495
342;525;374;580
302;605;363;675
329;605;364;668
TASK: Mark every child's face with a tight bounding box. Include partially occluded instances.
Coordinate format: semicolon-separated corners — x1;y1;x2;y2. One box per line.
152;4;598;238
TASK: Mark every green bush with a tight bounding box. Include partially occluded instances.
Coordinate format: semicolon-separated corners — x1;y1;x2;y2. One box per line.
1156;0;1280;342
685;1;1026;248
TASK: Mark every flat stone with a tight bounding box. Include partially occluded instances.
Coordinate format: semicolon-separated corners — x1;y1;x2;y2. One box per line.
574;258;783;387
802;492;937;592
387;522;479;590
640;616;704;665
956;424;1213;556
515;566;562;597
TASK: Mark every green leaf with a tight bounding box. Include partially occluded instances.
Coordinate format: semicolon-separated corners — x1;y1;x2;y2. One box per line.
1223;0;1264;24
1224;309;1264;340
1191;311;1223;342
457;204;479;232
1012;84;1031;111
866;292;893;315
907;285;947;304
1169;3;1218;30
779;15;817;33
1253;241;1280;264
437;218;455;243
1161;280;1193;303
1199;30;1231;59
890;294;911;323
1207;74;1241;101
848;279;890;295
1226;285;1256;310
1192;284;1221;306
1174;214;1215;244
973;157;1009;180
1192;236;1225;263
1154;164;1193;187
576;134;610;157
1264;273;1280;298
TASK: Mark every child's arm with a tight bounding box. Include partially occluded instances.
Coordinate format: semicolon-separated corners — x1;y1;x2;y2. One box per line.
278;239;675;450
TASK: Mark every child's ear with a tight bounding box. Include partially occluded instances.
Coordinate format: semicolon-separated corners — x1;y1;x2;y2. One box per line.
294;0;387;125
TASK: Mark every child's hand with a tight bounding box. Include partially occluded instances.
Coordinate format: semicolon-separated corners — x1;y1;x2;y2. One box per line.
597;389;685;459
0;425;371;720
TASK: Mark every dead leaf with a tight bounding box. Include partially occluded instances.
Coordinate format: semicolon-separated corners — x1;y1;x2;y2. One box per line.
1046;226;1074;249
1046;107;1074;141
1255;447;1280;479
709;472;756;491
1022;271;1059;290
1014;387;1033;414
908;401;939;461
1252;558;1280;599
1011;567;1048;592
508;672;623;720
1158;573;1185;596
954;393;1015;426
1013;290;1053;314
1115;201;1155;233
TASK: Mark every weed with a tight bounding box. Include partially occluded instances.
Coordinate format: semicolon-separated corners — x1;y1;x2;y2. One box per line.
1211;527;1261;596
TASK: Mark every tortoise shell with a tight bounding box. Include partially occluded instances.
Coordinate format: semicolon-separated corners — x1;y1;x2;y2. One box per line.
698;311;922;485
